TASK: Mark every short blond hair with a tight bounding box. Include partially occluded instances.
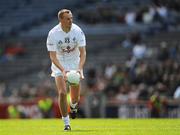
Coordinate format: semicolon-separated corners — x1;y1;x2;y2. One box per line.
58;9;72;21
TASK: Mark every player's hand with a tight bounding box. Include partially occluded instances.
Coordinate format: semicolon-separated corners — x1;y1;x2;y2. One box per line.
62;70;68;81
77;69;84;80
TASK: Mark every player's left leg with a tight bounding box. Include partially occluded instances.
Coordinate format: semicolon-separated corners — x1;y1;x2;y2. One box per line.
69;83;80;119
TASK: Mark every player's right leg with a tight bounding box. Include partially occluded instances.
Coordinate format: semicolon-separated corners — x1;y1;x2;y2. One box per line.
55;76;71;131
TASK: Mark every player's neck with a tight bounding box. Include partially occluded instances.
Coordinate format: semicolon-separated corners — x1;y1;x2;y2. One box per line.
62;27;70;33
60;24;71;33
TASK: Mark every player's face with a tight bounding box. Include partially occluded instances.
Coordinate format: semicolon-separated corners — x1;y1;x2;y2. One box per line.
61;12;73;29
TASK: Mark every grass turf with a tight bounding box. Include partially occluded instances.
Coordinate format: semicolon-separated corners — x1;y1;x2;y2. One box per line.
0;119;180;135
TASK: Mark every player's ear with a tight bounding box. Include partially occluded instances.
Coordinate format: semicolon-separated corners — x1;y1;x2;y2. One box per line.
58;16;61;22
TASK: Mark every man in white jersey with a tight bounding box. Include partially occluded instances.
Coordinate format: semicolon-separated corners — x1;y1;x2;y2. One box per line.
46;9;86;131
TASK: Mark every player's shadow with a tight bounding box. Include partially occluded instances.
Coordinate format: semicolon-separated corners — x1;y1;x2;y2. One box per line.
69;129;101;132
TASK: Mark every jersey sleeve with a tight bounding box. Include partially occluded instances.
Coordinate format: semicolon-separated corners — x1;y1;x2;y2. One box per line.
46;32;56;51
77;29;86;47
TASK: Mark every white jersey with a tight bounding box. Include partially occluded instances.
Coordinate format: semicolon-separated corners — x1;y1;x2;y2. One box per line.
46;23;86;77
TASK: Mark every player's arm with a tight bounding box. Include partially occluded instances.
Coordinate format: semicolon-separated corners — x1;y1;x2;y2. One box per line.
78;46;86;70
47;32;67;79
78;46;86;79
76;27;86;79
49;51;66;79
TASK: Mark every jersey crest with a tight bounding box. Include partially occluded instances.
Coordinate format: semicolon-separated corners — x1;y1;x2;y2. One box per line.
73;37;76;42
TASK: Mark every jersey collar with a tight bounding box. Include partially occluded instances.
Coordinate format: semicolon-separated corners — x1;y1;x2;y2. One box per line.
59;23;74;33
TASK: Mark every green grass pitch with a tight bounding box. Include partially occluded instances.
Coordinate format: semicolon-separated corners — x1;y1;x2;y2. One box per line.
0;119;180;135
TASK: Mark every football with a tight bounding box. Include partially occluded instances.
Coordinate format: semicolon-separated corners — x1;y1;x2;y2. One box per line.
66;70;80;85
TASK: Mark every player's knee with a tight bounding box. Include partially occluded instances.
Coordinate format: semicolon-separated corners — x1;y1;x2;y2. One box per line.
58;90;67;97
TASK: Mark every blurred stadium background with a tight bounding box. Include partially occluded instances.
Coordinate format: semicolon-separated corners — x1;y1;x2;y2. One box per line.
0;0;180;119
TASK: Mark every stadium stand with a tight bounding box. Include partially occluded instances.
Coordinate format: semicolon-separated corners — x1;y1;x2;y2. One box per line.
0;0;79;38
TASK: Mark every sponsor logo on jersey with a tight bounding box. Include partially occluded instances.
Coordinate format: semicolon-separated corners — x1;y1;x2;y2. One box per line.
62;46;75;53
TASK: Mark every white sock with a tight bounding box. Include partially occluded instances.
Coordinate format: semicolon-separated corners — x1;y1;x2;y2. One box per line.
70;102;77;108
62;115;70;126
